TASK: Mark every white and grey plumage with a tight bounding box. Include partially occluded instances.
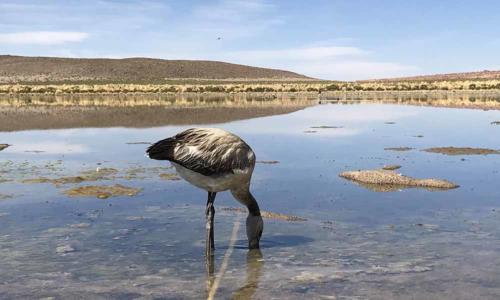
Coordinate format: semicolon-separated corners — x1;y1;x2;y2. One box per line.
147;128;263;254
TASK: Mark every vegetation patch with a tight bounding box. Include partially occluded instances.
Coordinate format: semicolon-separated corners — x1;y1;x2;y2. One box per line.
22;167;118;185
339;169;459;191
382;165;401;170
64;184;141;199
423;147;500;155
159;173;181;181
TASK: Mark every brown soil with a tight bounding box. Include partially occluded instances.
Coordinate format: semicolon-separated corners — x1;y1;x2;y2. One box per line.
339;169;459;191
64;184;141;199
423;147;500;156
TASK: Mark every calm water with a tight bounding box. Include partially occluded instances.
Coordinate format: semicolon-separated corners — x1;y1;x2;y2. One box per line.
1;102;500;299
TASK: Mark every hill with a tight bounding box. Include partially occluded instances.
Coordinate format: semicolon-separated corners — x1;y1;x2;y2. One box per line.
371;70;500;82
0;55;310;84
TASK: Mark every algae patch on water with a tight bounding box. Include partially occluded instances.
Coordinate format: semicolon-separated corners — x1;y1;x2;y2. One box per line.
339;169;459;191
159;173;181;181
384;147;414;152
222;207;307;222
423;147;500;156
256;160;280;164
64;184;141;199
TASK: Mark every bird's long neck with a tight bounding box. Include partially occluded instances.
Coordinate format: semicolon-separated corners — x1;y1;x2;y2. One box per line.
232;188;261;216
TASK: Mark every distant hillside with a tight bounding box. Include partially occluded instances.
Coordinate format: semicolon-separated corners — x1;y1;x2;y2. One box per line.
0;55;310;83
372;70;500;82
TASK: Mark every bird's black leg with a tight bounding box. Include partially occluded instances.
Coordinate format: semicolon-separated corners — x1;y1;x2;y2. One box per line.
205;191;217;257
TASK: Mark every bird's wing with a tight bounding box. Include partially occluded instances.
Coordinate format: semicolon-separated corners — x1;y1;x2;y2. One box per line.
147;128;255;176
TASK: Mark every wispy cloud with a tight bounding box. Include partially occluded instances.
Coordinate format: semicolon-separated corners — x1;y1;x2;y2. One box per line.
0;31;89;45
190;0;283;38
226;46;365;61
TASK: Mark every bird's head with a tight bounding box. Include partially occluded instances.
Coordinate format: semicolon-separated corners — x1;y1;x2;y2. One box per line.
246;214;263;249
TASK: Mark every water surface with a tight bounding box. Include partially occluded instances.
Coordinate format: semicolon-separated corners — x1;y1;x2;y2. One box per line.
1;101;500;299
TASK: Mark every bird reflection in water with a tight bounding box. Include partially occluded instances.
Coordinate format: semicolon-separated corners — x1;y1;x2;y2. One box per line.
205;249;264;299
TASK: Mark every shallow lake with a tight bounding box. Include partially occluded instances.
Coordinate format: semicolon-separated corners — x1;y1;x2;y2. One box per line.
1;100;500;299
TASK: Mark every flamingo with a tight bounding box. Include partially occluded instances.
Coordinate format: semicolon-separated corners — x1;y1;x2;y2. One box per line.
146;128;263;256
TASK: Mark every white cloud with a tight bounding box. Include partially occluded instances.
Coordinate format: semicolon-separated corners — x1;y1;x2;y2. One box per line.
0;31;88;45
207;45;420;80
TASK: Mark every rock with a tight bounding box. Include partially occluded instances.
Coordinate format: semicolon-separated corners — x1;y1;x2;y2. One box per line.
491;121;500;125
0;144;10;151
339;169;459;191
56;244;76;254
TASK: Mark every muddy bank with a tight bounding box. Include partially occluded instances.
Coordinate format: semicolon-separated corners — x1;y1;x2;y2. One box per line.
339;169;459;191
423;147;500;155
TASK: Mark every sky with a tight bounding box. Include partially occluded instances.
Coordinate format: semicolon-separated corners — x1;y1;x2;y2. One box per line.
1;0;500;80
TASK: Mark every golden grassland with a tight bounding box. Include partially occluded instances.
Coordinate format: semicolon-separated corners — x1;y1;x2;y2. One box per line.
2;78;500;94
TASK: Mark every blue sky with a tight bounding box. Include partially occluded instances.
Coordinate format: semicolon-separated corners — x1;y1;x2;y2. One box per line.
1;0;499;80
